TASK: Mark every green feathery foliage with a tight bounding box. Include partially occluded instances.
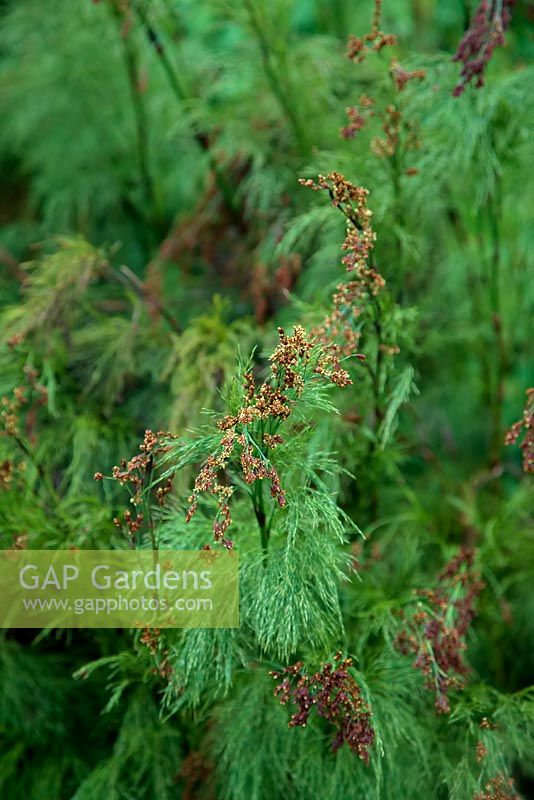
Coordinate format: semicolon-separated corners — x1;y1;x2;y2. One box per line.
0;0;532;798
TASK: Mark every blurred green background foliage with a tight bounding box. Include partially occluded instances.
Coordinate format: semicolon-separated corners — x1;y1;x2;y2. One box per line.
0;0;532;798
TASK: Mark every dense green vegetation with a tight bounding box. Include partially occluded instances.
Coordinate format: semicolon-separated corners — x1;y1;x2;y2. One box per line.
0;1;532;798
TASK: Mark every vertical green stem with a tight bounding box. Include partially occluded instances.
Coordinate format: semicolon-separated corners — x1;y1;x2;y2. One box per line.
488;173;507;468
254;483;269;565
110;2;155;212
124;35;155;211
391;145;405;264
368;294;384;522
13;435;60;509
243;0;309;156
131;1;241;224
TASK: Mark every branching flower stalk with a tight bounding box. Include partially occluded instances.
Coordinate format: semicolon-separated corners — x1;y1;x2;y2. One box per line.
186;324;353;555
101;171;378;558
345;0;397;62
471;718;520;800
345;17;425;292
270;653;375;762
452;0;516;96
505;387;533;473
185;171;387;554
95;429;176;549
0;362;60;509
395;547;485;713
474;774;520;800
337;9;429;517
300;171;394;519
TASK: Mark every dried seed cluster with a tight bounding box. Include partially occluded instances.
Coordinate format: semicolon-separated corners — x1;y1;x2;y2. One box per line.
186;325;351;548
473;775;520;800
452;0;516;96
346;0;397;63
299;172;376;275
186;429;236;549
471;719;516;798
1;365;47;439
0;459;13;490
12;532;29;550
395;547;485;714
371;103;421;160
389;58;426;92
343;8;425;172
180;751;214;800
504;387;533;473
96;429;176;542
342;59;424;142
475;740;488;763
270;653;375;763
98;429;174;503
113;509;144;538
300;172;381;374
139;627;173;680
340;96;375;140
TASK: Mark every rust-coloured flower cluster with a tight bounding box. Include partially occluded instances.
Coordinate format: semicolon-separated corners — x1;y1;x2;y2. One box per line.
300;172;381;370
452;0;516;96
346;0;397;63
270;653;375;762
395;547;485;714
107;429;173;499
474;775;520;800
473;716;501;780
180;751;215;800
340;95;374;140
139;626;173;680
504;387;533;473
186;324;352;548
389;58;426;92
342;5;425;171
0;365;47;439
0;459;13;490
95;429;175;542
369;95;423;164
343;77;424;161
299;173;375;266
